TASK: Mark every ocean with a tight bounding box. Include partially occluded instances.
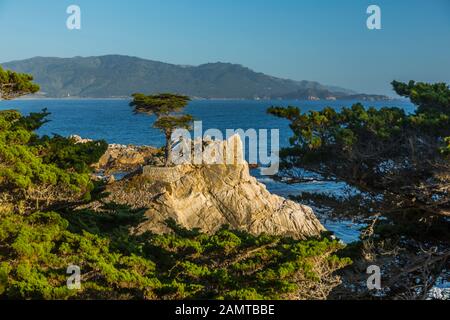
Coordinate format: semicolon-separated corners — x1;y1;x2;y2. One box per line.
0;98;415;243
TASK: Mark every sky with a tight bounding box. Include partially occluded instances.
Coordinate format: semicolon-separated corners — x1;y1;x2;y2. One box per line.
0;0;449;95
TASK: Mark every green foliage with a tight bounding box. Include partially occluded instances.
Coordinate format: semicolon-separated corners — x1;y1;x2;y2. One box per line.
268;103;408;158
153;114;194;133
0;210;160;299
0;66;40;100
37;135;108;173
0;111;77;191
392;80;450;115
145;222;351;300
61;203;149;255
130;93;191;116
442;137;450;155
0;110;106;206
268;81;450;223
13;108;50;131
0;208;351;300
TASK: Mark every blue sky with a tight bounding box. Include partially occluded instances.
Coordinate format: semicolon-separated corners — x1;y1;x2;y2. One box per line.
0;0;449;95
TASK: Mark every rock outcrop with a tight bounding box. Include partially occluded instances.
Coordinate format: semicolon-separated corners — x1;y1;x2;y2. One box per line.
70;135;159;173
95;143;159;173
106;135;325;239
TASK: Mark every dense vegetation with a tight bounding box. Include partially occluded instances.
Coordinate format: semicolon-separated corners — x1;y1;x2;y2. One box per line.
268;81;450;299
0;109;108;211
0;207;350;299
0;69;351;300
0;65;39;100
268;81;450;222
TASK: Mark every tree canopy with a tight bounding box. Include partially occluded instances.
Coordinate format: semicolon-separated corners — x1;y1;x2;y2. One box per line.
0;66;40;100
392;80;450;115
268;81;450;238
0;206;350;299
267;81;450;299
0;109;108;210
130;93;191;116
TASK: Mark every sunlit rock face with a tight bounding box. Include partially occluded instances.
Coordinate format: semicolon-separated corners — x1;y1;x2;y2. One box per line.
107;135;325;239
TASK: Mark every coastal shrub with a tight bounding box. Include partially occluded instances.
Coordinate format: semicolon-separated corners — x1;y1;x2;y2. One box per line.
269;81;450;299
0;210;160;299
0;65;40;100
147;222;351;300
38;134;108;174
268;81;450;228
0;209;351;300
0;109;107;209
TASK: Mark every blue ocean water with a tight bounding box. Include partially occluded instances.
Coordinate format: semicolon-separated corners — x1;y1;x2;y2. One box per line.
0;99;415;148
0;98;415;242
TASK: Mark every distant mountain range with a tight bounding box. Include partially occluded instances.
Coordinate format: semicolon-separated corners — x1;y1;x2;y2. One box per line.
1;55;389;100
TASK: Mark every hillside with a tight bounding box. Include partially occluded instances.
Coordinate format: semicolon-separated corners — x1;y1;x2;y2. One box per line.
2;55;388;100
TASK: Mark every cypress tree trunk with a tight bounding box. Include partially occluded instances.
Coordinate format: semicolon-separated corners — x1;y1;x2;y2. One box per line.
165;130;173;166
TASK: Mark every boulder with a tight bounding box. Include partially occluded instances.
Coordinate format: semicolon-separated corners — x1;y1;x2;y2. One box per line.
95;144;159;173
70;135;158;172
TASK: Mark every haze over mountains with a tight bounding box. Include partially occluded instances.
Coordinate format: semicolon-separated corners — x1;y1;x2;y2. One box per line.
2;55;388;100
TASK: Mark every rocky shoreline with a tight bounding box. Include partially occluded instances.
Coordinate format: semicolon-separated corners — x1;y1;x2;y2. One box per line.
80;134;325;239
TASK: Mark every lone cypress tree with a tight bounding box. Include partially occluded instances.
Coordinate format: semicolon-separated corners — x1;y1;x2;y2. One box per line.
130;93;193;166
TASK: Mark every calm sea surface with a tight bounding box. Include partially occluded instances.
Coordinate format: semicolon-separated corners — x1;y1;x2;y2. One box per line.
0;99;415;147
0;98;415;242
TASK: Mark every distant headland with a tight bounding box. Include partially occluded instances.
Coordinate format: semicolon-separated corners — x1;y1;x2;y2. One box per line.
1;55;390;101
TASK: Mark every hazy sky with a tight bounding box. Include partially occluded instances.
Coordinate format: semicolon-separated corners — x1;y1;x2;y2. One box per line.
0;0;449;95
